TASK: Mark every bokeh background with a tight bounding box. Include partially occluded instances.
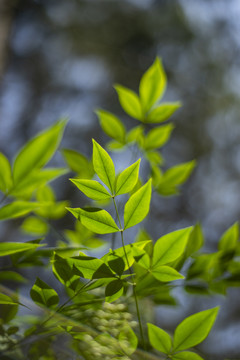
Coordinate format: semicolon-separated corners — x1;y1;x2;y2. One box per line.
1;0;240;359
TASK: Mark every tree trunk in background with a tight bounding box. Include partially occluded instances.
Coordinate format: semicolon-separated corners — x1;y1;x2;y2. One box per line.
0;0;17;81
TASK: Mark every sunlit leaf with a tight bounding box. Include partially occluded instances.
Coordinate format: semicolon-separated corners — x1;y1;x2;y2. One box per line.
67;207;119;234
152;227;193;266
0;152;12;193
96;110;126;143
119;327;138;355
144;124;174;151
72;256;114;279
173;307;219;352
185;223;204;258
115;159;141;196
114;84;142;120
152;265;184;282
172;351;204;360
92;139;115;193
147;102;181;123
13;119;67;184
0;294;18;306
218;222;239;252
70;178;111;201
124;179;152;230
147;323;172;354
126;125;144;144
0;242;40;256
139;57;166;113
30;277;59;309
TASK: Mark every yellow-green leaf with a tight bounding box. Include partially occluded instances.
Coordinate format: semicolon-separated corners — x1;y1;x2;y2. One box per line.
67;207;119;234
114;84;142;120
92;139;115;193
124;179;152;230
0;152;12;193
96;110;126;143
152;265;184;282
0;201;40;221
147;323;172;354
139;57;167;113
70;179;111;201
144;124;174;151
0;242;41;257
115;159;141;196
147;102;181;123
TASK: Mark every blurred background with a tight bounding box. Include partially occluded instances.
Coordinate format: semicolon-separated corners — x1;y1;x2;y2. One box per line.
0;0;240;359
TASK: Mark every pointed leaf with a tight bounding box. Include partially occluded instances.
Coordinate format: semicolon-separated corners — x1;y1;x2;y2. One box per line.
72;256;114;279
185;223;204;258
144;124;174;151
61;148;94;178
139;57;166;113
0;294;18;306
21;216;48;236
67;207;119;234
13;119;67;183
0;201;40;221
147;323;172;354
153;227;193;266
173;307;219;352
96;110;126;143
218;222;239;252
124;179;152;230
114;84;142;120
147;102;181;123
0;152;12;193
70;179;111;201
115;159;141;196
152;265;184;282
119;327;138;355
92;139;115;193
172;351;204;360
30;277;59;309
0;242;41;257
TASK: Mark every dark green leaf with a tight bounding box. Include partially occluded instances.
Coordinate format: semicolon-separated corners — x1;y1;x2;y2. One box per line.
105;279;123;302
30;277;59;309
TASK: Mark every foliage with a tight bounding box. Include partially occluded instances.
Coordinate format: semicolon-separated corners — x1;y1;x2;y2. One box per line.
0;57;235;360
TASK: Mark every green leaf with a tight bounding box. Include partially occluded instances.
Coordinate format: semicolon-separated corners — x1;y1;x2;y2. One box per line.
105;279;123;302
124;179;152;230
96;110;126;143
0;294;18;306
114;84;142;120
21;216;48;236
70;179;111;201
0;271;26;283
67;207;119;234
157;161;196;196
147;102;181;123
30;277;59;309
119;327;138;355
0;242;41;257
52;254;80;291
147;323;172;354
173;307;219;352
92;139;115;193
11;168;67;198
0;201;40;220
13;119;67;184
152;227;193;266
185;223;204;258
144;124;174;151
172;351;204;360
139;57;167;113
218;222;239;252
115;159;141;196
126;125;144;144
152;265;184;282
72;256;114;279
0;152;12;193
61;148;94;178
107;140;125;151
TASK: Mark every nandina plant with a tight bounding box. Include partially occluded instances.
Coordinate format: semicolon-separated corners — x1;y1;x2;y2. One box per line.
0;58;238;360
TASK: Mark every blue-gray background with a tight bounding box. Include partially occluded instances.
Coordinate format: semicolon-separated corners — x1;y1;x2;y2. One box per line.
0;0;240;359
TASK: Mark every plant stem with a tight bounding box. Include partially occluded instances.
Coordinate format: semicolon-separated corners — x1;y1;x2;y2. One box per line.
112;196;146;350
